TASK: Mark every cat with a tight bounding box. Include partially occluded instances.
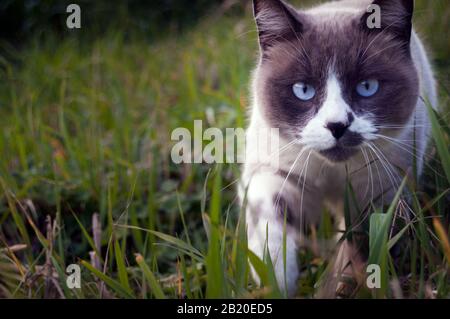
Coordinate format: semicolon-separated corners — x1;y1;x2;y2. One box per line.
241;0;437;297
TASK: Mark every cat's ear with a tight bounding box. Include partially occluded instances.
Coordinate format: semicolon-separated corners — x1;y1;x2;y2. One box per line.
253;0;303;53
362;0;414;48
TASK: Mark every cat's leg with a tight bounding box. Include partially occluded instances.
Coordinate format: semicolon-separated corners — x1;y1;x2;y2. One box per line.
244;171;299;296
318;223;368;298
323;155;409;297
243;170;319;296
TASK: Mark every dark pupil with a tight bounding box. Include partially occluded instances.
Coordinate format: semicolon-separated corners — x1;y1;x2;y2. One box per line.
303;85;308;94
364;82;370;90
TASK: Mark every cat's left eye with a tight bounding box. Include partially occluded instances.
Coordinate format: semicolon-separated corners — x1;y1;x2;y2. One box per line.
356;79;379;97
292;82;315;101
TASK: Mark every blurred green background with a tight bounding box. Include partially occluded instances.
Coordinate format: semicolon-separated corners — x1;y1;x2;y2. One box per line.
0;0;448;298
0;0;225;41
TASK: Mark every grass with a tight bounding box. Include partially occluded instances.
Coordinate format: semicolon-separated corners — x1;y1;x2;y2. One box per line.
0;1;449;299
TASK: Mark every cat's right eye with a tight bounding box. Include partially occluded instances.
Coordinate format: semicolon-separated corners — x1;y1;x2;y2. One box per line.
356;79;379;97
292;82;315;101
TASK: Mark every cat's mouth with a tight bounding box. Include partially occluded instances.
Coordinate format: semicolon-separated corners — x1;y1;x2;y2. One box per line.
317;131;364;162
319;145;359;162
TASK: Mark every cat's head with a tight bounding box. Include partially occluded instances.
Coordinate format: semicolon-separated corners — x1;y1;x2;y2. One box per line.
252;0;419;162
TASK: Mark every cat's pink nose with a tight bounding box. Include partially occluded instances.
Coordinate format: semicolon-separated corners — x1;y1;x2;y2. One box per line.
326;122;349;140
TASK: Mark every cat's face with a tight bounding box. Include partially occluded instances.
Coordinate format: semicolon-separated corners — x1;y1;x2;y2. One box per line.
253;0;419;162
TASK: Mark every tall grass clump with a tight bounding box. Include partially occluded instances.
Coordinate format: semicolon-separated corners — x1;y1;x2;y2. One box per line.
0;1;448;299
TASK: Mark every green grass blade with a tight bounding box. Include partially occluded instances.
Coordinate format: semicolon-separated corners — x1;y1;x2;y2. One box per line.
114;238;131;292
117;225;204;261
425;100;450;183
135;254;166;299
368;177;407;297
232;208;248;296
206;164;227;298
80;260;134;299
247;249;269;287
70;210;103;264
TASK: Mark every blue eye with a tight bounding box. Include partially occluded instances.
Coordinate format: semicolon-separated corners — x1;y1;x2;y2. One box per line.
293;82;315;101
356;79;379;97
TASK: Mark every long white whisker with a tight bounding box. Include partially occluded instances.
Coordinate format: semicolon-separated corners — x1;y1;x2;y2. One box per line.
360;40;408;65
359;146;372;201
373;134;444;178
230;139;299;193
366;145;384;206
273;146;307;214
365;142;398;192
370;142;401;189
360;19;402;60
299;150;313;233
